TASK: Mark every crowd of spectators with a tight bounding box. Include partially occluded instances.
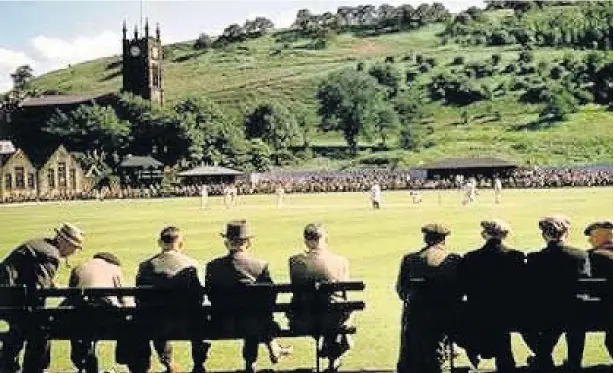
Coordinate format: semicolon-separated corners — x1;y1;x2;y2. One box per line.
0;166;611;204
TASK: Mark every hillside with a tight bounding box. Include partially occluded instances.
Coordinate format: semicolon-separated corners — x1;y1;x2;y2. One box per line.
28;6;613;167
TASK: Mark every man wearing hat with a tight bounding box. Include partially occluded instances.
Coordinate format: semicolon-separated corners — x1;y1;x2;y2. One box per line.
205;220;291;373
128;226;210;373
585;221;613;357
288;223;351;372
458;219;525;372
395;223;462;373
0;222;84;373
63;252;128;373
523;215;590;372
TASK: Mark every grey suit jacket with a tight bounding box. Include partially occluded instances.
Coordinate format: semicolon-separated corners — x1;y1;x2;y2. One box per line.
136;249;202;307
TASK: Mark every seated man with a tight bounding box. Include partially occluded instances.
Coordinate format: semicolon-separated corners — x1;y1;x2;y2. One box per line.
128;226;210;373
206;220;291;373
458;219;524;372
0;222;84;373
523;216;590;372
288;223;351;372
585;221;613;357
395;223;462;373
63;252;128;373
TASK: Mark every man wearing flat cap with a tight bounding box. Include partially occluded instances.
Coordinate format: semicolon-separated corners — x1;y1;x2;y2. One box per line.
206;220;291;373
396;223;463;373
585;221;613;357
0;222;84;373
128;226;210;373
288;223;351;372
63;252;128;373
458;219;524;372
523;215;590;372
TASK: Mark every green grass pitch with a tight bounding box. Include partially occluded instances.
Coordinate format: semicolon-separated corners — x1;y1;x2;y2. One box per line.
0;187;611;372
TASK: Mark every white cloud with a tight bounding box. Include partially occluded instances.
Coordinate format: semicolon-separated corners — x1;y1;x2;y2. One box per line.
0;30;122;94
31;30;120;67
0;47;36;93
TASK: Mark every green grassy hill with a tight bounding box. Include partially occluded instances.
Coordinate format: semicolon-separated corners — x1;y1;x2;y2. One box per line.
29;8;613;167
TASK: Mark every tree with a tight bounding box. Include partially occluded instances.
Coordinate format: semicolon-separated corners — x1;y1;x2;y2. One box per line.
222;23;246;43
247;139;272;171
294;105;318;148
43;104;131;164
539;90;578;122
194;33;213;49
11;65;34;91
373;104;400;147
316;68;385;154
244;102;300;153
368;63;402;98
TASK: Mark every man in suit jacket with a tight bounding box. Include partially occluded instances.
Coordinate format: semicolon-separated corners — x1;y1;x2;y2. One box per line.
206;220;290;373
64;252;128;373
458;219;525;373
585;221;613;357
0;222;84;373
128;226;209;373
289;223;351;372
523;216;590;372
395;223;462;373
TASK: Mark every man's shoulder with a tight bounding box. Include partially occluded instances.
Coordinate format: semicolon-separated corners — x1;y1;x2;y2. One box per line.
206;255;229;269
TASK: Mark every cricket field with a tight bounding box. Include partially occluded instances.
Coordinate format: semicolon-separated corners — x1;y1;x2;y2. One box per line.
0;187;611;372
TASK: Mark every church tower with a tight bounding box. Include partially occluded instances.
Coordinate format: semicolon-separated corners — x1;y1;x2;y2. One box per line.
122;20;164;105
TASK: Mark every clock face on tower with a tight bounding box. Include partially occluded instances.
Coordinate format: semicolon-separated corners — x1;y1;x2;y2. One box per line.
130;45;141;57
151;46;159;59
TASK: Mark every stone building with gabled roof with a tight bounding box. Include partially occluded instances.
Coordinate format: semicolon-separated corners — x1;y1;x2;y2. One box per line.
0;148;37;201
30;145;86;199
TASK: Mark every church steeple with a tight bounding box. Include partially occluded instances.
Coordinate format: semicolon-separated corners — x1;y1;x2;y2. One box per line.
122;21;164;105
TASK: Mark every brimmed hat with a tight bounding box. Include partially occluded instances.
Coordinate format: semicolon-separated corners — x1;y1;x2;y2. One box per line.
55;222;84;248
539;215;570;236
421;223;450;236
481;219;511;237
584;221;613;236
222;220;253;240
304;223;326;241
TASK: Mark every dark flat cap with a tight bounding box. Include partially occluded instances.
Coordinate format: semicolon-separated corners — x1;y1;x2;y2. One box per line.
481;219;511;237
93;252;121;266
421;223;450;236
584;221;613;236
539;215;570;236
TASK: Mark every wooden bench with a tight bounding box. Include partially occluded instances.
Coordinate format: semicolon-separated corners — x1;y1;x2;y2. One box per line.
0;281;366;373
405;277;612;371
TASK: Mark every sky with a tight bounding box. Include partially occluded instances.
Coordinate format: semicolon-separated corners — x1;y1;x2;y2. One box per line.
0;0;483;93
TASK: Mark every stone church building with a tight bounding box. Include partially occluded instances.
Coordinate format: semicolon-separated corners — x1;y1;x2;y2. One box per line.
0;21;164;201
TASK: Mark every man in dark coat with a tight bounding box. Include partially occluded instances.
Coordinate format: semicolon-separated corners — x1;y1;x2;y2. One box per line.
523;215;590;372
0;222;84;373
128;226;210;373
206;220;291;373
395;223;463;373
584;221;613;357
458;219;524;372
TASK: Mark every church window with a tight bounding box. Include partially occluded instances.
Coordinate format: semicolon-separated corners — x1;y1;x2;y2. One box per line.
28;173;35;189
48;168;56;188
70;168;77;189
58;162;67;187
14;167;25;189
5;174;12;190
